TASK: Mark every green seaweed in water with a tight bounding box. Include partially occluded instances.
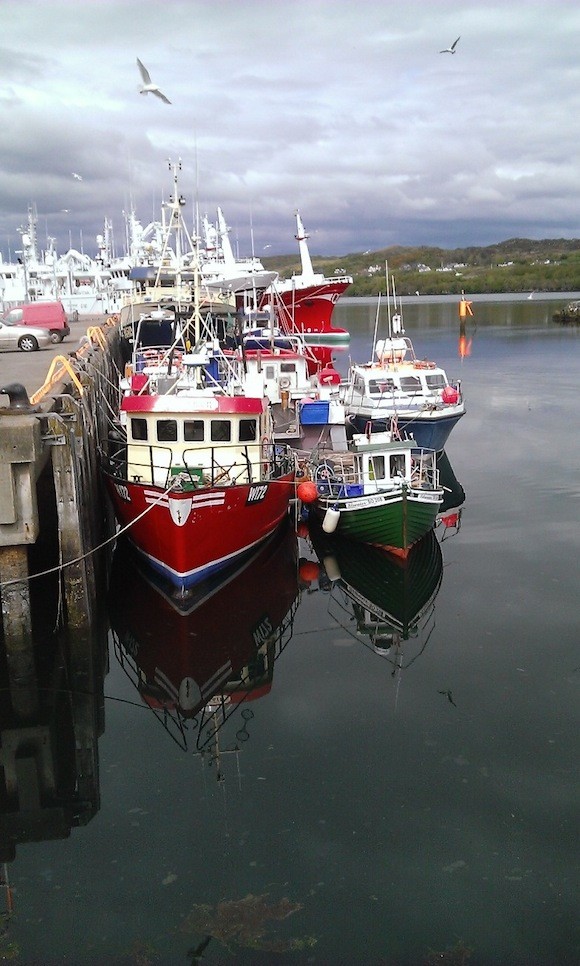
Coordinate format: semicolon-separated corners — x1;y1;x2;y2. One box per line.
181;892;316;954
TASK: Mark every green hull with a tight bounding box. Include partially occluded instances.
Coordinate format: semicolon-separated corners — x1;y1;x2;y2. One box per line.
313;486;442;551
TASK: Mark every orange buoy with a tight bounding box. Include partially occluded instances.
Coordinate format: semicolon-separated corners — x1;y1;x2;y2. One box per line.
299;560;320;583
297;480;318;503
459;297;473;319
296;521;309;539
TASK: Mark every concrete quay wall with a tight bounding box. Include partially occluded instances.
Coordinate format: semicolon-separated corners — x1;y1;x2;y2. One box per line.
0;316;123;649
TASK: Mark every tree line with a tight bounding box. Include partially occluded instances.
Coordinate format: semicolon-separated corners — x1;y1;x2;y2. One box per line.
263;238;580;296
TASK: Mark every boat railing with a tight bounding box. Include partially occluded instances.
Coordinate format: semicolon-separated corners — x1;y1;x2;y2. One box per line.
311;447;439;498
106;438;294;488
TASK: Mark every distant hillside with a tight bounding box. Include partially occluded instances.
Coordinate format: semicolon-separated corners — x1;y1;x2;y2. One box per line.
263;238;580;295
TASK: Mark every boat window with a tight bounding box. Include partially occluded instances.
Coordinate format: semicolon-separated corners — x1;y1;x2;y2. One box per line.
265;366;276;379
184;420;204;442
400;376;422;391
157;419;178;442
131;417;148;441
239;419;257;442
390;454;405;477
211;419;231;442
426;373;446;389
369;378;395;395
280;363;296;373
368;456;385;480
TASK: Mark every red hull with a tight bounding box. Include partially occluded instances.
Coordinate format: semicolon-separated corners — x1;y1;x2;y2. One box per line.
104;472;295;591
260;278;351;336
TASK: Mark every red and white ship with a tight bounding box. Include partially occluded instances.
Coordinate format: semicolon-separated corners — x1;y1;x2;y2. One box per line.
102;163;296;594
260;211;352;347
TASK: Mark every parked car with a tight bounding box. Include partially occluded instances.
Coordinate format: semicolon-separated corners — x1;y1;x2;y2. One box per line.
1;301;70;343
0;320;51;352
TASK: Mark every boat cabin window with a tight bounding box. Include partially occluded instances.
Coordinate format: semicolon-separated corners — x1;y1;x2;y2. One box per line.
157;419;178;442
281;363;296;374
400;375;422;391
368;456;386;480
211;419;231;442
369;378;395;395
239;419;258;442
390;454;405;477
426;373;446;390
265;365;276;379
184;420;204;442
131;417;148;441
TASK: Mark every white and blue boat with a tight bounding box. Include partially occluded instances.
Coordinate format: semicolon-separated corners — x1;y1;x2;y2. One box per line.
342;333;465;452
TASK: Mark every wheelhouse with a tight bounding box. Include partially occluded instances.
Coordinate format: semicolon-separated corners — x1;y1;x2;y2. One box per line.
120;395;272;488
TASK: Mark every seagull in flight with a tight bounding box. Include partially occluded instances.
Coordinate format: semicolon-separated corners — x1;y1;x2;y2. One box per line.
71;172;83;181
136;58;171;104
440;36;460;54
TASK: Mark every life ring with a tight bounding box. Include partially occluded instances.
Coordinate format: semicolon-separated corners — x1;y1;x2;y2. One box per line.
279;376;291;390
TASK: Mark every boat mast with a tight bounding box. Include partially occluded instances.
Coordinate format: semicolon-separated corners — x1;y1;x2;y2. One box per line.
295;211;315;280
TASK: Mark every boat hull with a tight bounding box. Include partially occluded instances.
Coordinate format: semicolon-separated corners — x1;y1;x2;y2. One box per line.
347;409;464;452
310;485;442;553
262;279;351;338
103;471;295;591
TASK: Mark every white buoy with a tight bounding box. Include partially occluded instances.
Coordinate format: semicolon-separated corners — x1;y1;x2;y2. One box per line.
323;554;341;582
322;505;340;534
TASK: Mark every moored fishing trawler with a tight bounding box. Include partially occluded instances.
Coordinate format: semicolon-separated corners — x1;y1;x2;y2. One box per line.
102;162;296;592
259;211;352;348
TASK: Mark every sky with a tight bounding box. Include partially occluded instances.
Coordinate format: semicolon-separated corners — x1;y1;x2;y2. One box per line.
1;0;580;261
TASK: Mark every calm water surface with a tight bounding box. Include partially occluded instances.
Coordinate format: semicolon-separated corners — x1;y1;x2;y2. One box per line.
2;298;579;965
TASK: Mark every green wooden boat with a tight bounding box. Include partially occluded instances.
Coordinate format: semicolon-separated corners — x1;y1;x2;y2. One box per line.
307;431;443;553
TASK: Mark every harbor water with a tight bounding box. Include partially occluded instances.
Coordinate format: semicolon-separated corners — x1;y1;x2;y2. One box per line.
1;296;578;964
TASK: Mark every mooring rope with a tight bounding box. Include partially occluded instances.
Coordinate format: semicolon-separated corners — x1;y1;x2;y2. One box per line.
0;478;180;591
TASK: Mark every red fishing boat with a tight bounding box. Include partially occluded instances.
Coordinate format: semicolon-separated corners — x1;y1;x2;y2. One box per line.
258;211;351;350
102;163;296;593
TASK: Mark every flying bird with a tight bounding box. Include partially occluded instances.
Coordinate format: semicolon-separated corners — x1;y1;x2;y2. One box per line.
440;36;460;54
72;172;83;180
136;58;171;104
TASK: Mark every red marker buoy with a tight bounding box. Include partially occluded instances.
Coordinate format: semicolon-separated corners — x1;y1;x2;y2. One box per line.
297;480;318;504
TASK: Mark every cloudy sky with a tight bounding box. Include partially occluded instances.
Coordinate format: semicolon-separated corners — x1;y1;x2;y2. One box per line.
1;0;579;261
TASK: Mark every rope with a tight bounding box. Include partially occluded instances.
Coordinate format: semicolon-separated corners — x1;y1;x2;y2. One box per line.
0;478;179;591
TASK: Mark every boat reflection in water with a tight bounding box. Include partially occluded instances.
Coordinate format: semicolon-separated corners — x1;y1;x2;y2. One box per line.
311;524;443;665
436;449;465;540
108;520;300;762
308;450;465;673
